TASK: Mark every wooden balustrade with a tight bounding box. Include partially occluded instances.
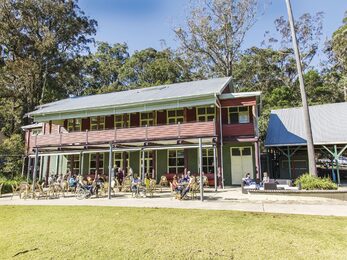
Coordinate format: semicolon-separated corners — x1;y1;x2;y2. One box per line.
31;121;216;148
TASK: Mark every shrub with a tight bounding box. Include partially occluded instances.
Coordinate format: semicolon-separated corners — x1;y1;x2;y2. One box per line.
0;178;26;194
294;173;338;190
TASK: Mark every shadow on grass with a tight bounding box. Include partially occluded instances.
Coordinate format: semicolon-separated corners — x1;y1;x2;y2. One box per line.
13;247;38;257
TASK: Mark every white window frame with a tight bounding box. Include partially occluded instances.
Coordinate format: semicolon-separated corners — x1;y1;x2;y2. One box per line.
89;153;104;174
90;116;105;131
228;106;250;124
140;112;154;127
67;118;81;132
196;106;215;122
114;114;130;128
167;149;185;174
201;148;214;174
167;109;184;125
67;154;80;175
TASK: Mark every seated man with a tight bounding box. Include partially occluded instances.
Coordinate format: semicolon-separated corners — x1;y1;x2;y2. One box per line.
68;175;77;190
131;174;141;192
94;173;104;196
243;173;252;186
180;176;196;199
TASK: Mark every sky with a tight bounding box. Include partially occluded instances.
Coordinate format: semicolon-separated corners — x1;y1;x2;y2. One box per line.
78;0;347;65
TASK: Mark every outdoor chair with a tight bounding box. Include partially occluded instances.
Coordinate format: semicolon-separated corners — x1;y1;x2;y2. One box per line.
36;183;49;199
189;183;200;200
99;182;109;197
114;178;121;192
11;183;20;199
203;176;209;187
159;176;168;192
122;177;132;192
169;182;180;200
19;182;31;199
146;179;156;198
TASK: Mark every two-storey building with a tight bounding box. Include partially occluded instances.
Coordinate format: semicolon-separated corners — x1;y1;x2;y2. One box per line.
23;77;261;186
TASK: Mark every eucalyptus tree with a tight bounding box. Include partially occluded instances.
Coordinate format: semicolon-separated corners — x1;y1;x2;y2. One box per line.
0;0;97;134
174;0;259;78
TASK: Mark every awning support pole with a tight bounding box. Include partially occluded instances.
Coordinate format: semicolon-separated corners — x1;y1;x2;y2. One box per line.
199;138;204;202
32;148;39;192
213;145;217;192
27;156;31;182
287;146;292;179
141;149;145;182
80;151;84;176
108;143;113;199
39;156;43;181
21;157;26;177
334;145;341;185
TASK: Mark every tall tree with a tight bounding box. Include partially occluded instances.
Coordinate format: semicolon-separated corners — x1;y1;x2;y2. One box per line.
0;0;97;135
81;42;129;95
174;0;259;78
119;48;192;88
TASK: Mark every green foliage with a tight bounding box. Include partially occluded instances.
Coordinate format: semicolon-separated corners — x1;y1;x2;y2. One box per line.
331;12;347;71
81;42;129;95
0;0;97;136
119;48;190;88
294;173;337;190
0;178;24;194
0;134;24;178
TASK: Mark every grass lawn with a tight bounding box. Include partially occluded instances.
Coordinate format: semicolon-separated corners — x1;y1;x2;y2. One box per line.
0;206;346;259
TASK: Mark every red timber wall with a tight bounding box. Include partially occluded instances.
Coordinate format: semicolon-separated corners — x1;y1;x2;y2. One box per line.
220;97;257;137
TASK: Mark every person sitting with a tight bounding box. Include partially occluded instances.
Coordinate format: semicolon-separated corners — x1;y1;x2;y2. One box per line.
182;173;189;183
48;175;55;186
172;175;183;196
131;174;141;193
117;168;124;185
94;173;104;196
262;172;270;184
68;175;77;191
180;176;196;199
243;173;252;186
56;174;63;184
144;174;151;189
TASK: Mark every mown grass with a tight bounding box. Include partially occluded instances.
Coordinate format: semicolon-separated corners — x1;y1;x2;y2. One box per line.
0;206;346;259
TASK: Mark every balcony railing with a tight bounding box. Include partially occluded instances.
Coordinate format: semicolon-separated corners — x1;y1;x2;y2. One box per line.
31;121;216;148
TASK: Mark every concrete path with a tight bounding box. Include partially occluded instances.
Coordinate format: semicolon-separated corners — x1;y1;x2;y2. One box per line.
1;188;347;217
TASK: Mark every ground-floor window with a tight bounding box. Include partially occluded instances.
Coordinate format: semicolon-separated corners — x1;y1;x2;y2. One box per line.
141;150;154;176
114;152;130;172
90;153;104;174
168;149;184;174
202;148;214;174
67;154;80;175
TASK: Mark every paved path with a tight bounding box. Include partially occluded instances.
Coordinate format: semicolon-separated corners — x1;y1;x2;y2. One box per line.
1;188;347;217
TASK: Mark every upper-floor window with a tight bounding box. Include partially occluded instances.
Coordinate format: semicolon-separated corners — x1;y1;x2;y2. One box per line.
67;119;81;132
228;106;250;124
114;114;129;128
140;112;154;126
90;116;105;131
167;109;184;124
31;128;42;136
197;106;215;122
